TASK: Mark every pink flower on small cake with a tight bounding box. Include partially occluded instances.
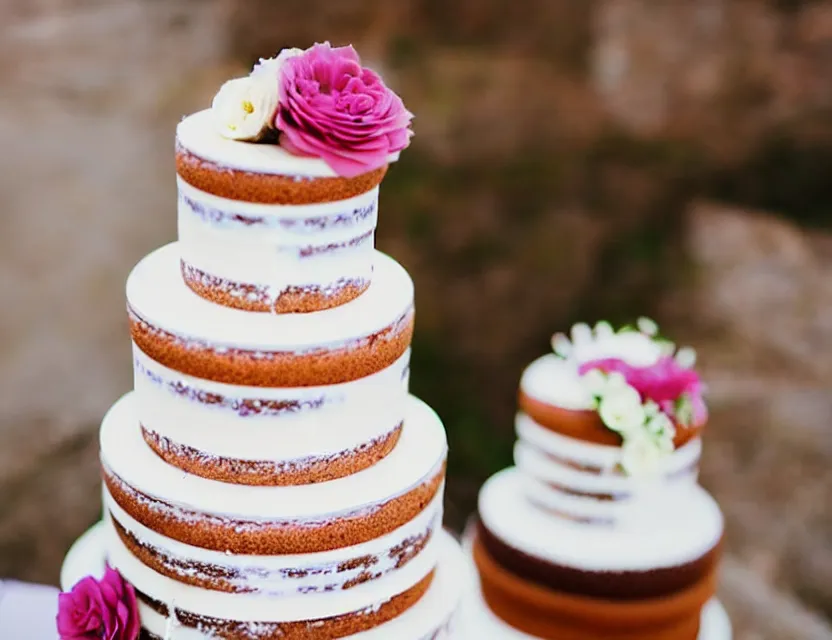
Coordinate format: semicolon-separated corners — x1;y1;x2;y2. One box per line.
276;42;414;177
551;318;705;476
57;565;140;640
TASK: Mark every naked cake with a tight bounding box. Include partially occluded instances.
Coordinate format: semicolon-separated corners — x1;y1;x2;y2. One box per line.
464;319;732;640
57;42;464;640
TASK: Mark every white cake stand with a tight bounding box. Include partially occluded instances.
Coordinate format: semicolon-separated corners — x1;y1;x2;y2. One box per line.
458;521;731;640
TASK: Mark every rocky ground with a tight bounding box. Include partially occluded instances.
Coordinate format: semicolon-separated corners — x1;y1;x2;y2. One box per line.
1;1;831;638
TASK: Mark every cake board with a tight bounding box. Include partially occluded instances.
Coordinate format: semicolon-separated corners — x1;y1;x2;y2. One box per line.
62;522;467;639
459;520;731;640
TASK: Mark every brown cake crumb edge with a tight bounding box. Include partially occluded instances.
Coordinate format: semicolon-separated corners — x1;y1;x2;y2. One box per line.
518;390;705;449
141;422;403;486
175;146;387;205
128;304;414;388
136;569;434;640
103;459;447;555
473;532;716;640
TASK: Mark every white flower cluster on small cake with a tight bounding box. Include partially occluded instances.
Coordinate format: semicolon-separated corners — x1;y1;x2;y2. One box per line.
210;42;414;178
552;318;705;477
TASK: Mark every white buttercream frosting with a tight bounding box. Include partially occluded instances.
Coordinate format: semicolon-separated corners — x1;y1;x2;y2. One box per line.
478;468;723;572
126;242;413;353
515;413;701;491
177;179;378;304
106;489;442;595
520;349;662;412
133;346;409;462
61;523;465;637
101;392;447;522
178;109;340;178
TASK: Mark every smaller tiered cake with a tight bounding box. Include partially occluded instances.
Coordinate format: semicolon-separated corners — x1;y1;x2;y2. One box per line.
465;319;731;640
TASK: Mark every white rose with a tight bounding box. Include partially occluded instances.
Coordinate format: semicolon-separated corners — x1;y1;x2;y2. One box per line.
251;47;303;78
598;385;645;434
620;433;665;477
645;411;676;443
211;74;278;141
581;368;608;397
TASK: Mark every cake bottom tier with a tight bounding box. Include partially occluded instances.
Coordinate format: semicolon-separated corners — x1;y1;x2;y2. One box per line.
463;529;730;640
61;523;464;639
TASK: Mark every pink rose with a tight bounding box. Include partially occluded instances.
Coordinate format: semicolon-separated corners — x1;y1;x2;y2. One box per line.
276;42;413;178
57;566;140;640
580;356;707;426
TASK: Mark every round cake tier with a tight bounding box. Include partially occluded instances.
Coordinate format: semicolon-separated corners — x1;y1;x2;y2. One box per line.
104;484;442;595
177;176;378;314
61;523;465;639
519;354;704;448
514;413;701;525
101;393;447;555
133;346;410;486
127;242;414;387
176;109;388;205
461;562;731;640
478;468;723;600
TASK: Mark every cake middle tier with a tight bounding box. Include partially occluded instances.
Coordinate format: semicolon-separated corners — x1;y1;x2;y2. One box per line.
132;345;410;486
101;392;447;556
127;242;414;388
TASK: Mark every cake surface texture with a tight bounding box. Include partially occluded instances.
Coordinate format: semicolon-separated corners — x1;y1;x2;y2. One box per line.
467;320;731;640
58;42;465;640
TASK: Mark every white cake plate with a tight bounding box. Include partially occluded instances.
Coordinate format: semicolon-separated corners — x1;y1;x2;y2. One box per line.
62;522;467;639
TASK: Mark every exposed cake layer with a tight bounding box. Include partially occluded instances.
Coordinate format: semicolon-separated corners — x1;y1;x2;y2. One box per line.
133;347;410;485
519;354;704;447
515;413;701;525
178;178;378;313
478;468;723;591
105;486;443;594
105;521;433;635
127;242;414;387
61;523;464;640
472;530;716;640
176;110;388;205
101;393;448;555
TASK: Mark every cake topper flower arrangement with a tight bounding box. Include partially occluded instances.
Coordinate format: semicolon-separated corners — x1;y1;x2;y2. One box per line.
57;565;140;640
211;42;414;178
552;318;705;477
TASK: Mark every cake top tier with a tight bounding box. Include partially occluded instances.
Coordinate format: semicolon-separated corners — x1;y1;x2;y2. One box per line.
520;318;706;477
201;42;413;179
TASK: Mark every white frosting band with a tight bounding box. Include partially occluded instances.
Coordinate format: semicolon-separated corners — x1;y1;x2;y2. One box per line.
515;413;702;491
177;109;400;179
133;346;409;461
105;489;442;595
177;179;378;302
103;518;437;622
478;468;723;572
127;242;413;353
101;392;447;522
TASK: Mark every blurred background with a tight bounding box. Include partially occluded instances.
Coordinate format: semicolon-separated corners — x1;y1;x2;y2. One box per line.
1;0;830;638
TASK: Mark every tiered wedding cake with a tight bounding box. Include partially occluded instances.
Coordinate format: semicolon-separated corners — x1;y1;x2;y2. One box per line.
464;320;731;639
58;43;465;640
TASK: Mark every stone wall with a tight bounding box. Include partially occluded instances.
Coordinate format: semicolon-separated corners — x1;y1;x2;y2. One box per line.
1;0;831;636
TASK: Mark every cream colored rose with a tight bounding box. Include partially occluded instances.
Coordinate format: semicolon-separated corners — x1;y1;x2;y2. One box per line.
251;47;304;78
620;432;665;477
598;385;645;434
211;75;278;141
